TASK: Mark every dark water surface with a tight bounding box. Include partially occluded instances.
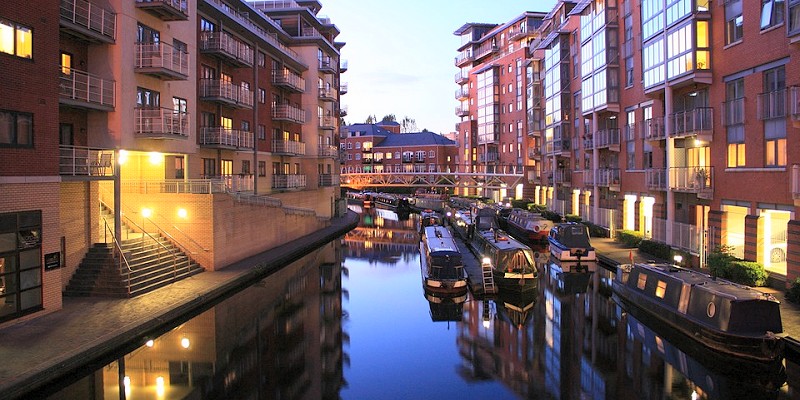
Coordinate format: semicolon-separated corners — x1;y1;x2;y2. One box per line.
45;206;793;399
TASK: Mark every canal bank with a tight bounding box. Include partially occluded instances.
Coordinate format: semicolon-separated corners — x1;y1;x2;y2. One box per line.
0;211;360;400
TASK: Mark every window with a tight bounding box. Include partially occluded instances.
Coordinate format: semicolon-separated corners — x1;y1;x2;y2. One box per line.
259;88;266;104
200;18;215;32
0;110;33;147
258;51;266;68
258;161;266;177
655;280;667;298
241;160;250;175
60;52;72;75
0;211;43;322
0;19;32;58
726;79;745;168
137;87;160;107
761;0;785;30
790;0;800;33
725;0;744;45
241;120;249;132
137;23;160;44
258;125;266;140
173;97;187;114
763;67;786;167
202;158;216;177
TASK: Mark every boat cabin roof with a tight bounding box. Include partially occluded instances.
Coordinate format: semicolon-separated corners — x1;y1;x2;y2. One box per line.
634;263;775;302
423;226;459;253
476;229;529;252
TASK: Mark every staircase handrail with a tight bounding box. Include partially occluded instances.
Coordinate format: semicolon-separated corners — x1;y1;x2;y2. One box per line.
121;213;179;279
148;211;209;254
101;215;132;296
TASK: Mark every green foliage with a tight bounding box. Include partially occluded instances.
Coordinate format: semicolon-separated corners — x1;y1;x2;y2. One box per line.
510;199;530;210
706;245;738;275
638;239;671;261
713;260;768;287
527;204;547;213
541;210;562;223
584;222;609;238
616;230;643;248
787;278;800;304
564;214;582;223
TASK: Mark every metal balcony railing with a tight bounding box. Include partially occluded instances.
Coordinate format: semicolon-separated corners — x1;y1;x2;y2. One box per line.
455;106;469;116
320;115;337;129
479;153;499;163
200;127;253;149
642;117;665;141
792;86;800;123
595;128;621;150
272;139;306;155
757;89;787;120
318;145;339;158
554;169;571;184
273;174;307;190
596;168;620;187
272;104;306;123
669;166;713;195
454;52;474;66
319;174;340;187
455;88;469;100
59;145;115;177
340;59;348;72
722;97;745;126
135;107;189;138
59;67;115;110
60;0;116;43
199;79;254;108
272;68;305;92
624;124;636;141
338;105;348;117
339;82;348;94
670;107;713;138
199;31;254;67
319;57;336;73
134;0;188;21
318;87;337;100
134;42;189;79
584;137;595;150
455;72;469;83
645;168;667;191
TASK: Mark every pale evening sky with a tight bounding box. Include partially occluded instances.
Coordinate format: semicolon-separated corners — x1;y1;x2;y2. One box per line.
321;0;559;134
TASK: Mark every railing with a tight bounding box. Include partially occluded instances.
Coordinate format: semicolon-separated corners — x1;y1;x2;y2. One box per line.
584;169;595;185
454;52;474;66
757;89;787;120
318;87;337;100
650;218;702;254
318;145;339;158
669;166;713;194
60;0;116;41
272;139;306;155
219;174;254;192
338;105;348;117
119;179;228;194
320;115;337;129
595;128;621;149
319;174;340;187
135;0;188;16
272;68;305;92
134;42;189;77
455;88;469;99
273;174;307;190
134;107;189;137
645;168;667;190
624;124;636;141
554;169;571;184
199;79;254;108
584;137;595;150
479;153;499;163
455;106;469;116
670;107;713;138
642;117;665;140
793;164;800;200
596;168;620;187
209;0;299;60
122;212;179;279
59;67;115;109
200;127;254;149
527;147;541;159
340;60;348;71
455;71;469;83
722;97;745;126
339;82;348;94
792;86;800;123
272;104;306;123
60;145;115;177
199;31;254;66
319;57;337;73
101;215;132;295
544;138;571;154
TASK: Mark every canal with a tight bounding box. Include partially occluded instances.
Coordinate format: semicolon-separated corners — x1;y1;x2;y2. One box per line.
45;206;792;399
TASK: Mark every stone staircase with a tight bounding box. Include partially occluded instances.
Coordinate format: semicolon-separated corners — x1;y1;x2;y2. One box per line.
64;208;204;298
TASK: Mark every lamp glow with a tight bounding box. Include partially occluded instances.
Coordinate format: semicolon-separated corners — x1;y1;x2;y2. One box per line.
141;208;152;218
118;150;128;165
482;257;491;264
156;376;165;396
180;337;190;349
674;255;683;265
177;208;188;219
149;152;162;165
146;339;154;347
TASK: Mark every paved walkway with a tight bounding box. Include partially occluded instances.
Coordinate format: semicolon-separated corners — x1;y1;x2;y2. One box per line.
0;211;360;400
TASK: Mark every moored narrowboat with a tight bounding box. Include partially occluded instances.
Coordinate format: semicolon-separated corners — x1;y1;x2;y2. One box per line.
419;225;468;294
470;207;537;293
547;222;597;261
612;262;784;363
505;208;554;243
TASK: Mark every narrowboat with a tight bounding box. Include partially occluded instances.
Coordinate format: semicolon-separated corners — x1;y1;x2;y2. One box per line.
411;191;448;212
505;208;554;243
612;262;784;363
470;207;537;293
547;222;597;261
419;225;468;294
449;209;473;240
417;209;443;232
373;193;412;213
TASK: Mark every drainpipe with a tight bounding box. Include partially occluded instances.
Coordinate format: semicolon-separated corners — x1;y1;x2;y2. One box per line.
253;43;259;194
592;112;599;223
114;149;122;241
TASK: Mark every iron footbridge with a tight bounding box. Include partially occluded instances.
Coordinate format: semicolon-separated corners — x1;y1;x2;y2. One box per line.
340;165;526;190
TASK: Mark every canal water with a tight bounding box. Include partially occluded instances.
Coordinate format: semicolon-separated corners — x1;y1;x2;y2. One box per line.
45;206;792;399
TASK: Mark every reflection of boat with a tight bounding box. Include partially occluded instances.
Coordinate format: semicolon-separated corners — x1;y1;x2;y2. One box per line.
547;259;595;294
547;222;596;261
623;311;786;397
420;226;468;294
424;289;467;322
470;207;537;293
613;262;784;363
494;288;536;328
505;208;554;243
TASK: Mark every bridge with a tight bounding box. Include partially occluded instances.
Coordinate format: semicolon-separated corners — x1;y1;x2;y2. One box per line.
340;165;527;190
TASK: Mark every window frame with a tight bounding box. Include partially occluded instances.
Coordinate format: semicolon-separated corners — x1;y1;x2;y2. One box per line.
0;109;33;148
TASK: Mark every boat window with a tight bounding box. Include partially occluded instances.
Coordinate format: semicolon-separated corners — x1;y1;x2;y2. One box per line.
707;302;716;318
637;274;647;290
655;280;667;298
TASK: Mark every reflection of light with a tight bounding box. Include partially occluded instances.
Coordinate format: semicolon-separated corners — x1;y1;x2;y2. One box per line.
691;391;698;400
674;255;683;265
141;208;152;218
177;208;188;219
181;337;190;349
146;339;154;347
482;320;490;329
482;257;491;264
124;376;131;398
156;376;165;396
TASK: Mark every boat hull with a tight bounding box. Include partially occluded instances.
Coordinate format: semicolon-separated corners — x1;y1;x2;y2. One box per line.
548;238;597;261
505;221;549;243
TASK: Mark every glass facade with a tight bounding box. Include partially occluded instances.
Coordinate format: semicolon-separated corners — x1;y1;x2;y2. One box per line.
0;211;43;322
477;68;499;145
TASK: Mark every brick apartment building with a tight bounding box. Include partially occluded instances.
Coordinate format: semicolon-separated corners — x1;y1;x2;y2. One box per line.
340;122;459;177
457;0;800;284
0;0;345;324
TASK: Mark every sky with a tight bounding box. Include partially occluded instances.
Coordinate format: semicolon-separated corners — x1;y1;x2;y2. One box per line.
321;0;559;135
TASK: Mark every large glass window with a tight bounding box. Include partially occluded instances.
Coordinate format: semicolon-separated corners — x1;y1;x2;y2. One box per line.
725;79;746;168
763;67;786;167
761;0;786;30
0;211;42;322
790;0;800;34
643;39;665;88
642;0;665;40
0;19;32;59
725;0;743;44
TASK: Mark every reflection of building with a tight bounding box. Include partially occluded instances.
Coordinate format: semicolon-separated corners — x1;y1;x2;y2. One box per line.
60;244;345;399
343;208;418;264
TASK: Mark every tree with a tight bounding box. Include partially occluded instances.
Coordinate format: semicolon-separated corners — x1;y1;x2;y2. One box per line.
365;114;376;124
381;114;396;122
400;116;417;133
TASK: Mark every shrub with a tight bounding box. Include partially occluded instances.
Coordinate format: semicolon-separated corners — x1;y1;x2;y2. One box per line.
638;239;671;261
616;230;643;248
713;260;768;287
541;210;562;223
706;245;738;277
787;278;800;304
510;199;530;210
584;222;609;238
565;214;582;223
528;204;547;213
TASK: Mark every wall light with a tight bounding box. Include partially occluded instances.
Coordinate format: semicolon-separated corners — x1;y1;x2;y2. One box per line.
118;150;128;165
180;337;190;349
146;339;154;347
156;376;165;396
674;255;683;266
141;208;152;218
177;208;188;219
149;152;162;165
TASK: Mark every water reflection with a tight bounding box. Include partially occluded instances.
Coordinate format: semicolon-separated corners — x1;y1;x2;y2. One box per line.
45;207;793;399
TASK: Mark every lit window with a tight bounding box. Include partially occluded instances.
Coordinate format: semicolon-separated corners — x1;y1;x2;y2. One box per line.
655;280;667;298
637;273;647;290
0;20;32;58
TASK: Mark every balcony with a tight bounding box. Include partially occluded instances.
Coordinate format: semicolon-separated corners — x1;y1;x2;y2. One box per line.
645;168;667;191
455;88;469;100
401;157;413;163
454;52;473;67
272;174;307;190
596;168;620;191
595;128;621;151
554;169;571;186
338;105;348;117
793;87;800;127
319;57;337;74
319;87;337;101
59;67;115;111
362;157;375;164
527;147;541;160
318;145;339;159
199;31;254;68
134;42;189;80
455;72;469;84
544;137;571;156
757;89;787;120
339;82;348;95
624;124;636;141
319;174;340;187
722;97;745;126
340;60;348;72
584;136;595;150
272;68;305;93
320;115;336;130
272;139;306;156
473;43;499;61
60;0;115;44
479;153;499;163
455;106;469;117
670;107;712;141
59;145;115;179
135;0;188;21
134;107;189;139
199;79;253;109
272;104;305;124
642;117;665;141
670;166;713;198
199;127;253;150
